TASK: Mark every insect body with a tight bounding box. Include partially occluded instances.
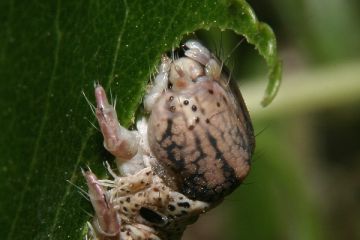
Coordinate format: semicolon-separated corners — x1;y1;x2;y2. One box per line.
147;41;255;203
84;40;254;240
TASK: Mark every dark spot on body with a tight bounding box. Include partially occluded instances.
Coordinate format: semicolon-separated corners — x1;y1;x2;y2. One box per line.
188;125;194;130
195;117;200;123
177;202;190;208
153;187;159;192
206;119;210;124
139;207;167;225
208;89;214;94
126;197;130;202
192;105;197;112
168;204;176;211
123;207;128;212
217;102;221;107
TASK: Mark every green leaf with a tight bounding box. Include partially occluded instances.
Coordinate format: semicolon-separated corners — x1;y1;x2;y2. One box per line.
0;0;281;239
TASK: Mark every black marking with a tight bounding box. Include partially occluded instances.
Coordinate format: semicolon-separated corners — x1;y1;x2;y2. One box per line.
159;119;173;144
191;105;197;112
208;89;214;94
139;207;167;225
168;204;176;211
164;142;185;170
168;83;173;89
217;102;221;107
177;202;190;208
206;118;210;124
195;117;200;123
192;136;207;165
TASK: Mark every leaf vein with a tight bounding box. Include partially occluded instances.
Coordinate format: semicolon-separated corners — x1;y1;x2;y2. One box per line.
107;0;129;87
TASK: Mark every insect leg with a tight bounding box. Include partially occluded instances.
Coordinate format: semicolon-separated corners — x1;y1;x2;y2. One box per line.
82;169;121;238
143;55;171;112
95;84;139;160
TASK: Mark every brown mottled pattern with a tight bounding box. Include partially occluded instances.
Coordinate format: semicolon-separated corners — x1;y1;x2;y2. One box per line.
148;78;254;202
